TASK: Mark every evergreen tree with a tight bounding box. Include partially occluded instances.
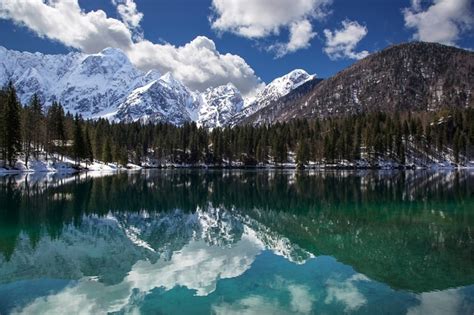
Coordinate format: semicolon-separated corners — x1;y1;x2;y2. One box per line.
84;127;94;166
22;97;35;167
272;133;287;164
102;137;113;164
0;89;5;166
46;101;66;159
3;82;22;167
30;93;45;157
296;139;310;168
72;114;85;165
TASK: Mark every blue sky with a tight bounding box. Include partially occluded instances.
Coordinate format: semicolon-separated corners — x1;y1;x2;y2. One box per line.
0;0;472;94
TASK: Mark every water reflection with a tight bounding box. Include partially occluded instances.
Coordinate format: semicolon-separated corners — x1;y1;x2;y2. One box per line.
0;170;473;314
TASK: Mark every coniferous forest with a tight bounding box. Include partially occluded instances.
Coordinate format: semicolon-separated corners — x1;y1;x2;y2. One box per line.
1;83;473;169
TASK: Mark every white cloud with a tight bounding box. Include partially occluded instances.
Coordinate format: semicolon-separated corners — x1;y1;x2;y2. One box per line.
212;284;315;315
210;0;331;56
111;0;143;29
324;274;369;312
0;0;262;95
129;37;263;95
288;284;315;314
406;287;466;315
403;0;474;46
271;19;316;58
0;0;133;53
212;296;288;315
323;20;369;60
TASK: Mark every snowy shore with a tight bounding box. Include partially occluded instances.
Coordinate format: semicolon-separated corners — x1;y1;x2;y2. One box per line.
3;160;473;175
0;156;142;175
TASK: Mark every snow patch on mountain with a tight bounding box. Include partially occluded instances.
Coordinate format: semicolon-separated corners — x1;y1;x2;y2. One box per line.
198;83;244;128
115;72;197;125
230;69;315;125
0;47;151;119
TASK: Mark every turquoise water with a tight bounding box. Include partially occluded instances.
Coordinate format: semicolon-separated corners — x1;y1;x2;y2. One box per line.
0;170;473;314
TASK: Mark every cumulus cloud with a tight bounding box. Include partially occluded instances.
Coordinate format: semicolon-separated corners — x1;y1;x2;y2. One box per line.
0;0;262;95
403;0;474;46
271;19;316;58
111;0;143;29
0;0;133;53
210;0;331;56
323;20;369;60
129;37;262;94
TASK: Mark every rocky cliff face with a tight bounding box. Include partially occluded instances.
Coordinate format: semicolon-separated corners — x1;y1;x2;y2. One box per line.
243;42;474;125
198;83;244;128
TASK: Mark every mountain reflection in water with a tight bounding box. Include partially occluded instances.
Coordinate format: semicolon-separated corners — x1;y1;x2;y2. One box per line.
0;170;473;314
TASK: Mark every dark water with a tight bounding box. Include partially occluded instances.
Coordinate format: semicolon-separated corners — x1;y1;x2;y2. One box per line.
0;170;473;314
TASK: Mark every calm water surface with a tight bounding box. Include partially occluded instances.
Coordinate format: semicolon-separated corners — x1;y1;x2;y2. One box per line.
0;170;473;314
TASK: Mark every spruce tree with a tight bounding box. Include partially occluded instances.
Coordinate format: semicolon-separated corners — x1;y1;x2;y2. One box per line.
84;127;94;166
22;98;35;167
296;139;310;168
102;137;113;164
4;82;22;167
72;114;85;166
30;93;45;156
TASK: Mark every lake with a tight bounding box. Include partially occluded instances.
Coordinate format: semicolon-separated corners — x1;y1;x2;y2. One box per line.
0;170;473;314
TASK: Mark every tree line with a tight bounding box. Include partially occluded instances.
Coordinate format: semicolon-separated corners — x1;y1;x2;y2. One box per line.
1;83;473;168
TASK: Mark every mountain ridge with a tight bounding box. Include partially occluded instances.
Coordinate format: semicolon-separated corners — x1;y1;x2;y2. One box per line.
0;45;313;128
242;42;474;125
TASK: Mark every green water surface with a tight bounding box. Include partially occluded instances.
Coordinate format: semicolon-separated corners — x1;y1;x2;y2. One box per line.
0;170;473;314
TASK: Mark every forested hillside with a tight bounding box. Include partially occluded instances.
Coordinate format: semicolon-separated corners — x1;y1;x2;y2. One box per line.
243;42;474;125
1;83;473;169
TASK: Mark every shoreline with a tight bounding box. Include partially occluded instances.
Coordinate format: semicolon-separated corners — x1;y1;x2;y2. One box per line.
2;163;474;175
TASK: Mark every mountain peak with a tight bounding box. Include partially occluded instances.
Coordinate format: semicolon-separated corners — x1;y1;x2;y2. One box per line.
88;47;131;65
99;47;128;57
272;69;314;88
285;68;311;78
242;41;474;125
160;72;179;84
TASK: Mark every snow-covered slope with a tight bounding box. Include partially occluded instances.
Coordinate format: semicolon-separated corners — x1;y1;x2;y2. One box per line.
56;48;153;119
230;69;314;125
0;46;156;119
198;83;244;128
0;46;313;127
114;72;199;125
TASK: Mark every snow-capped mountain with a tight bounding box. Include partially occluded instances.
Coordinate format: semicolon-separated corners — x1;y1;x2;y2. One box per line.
198;83;244;128
114;72;198;125
230;69;314;125
0;46;155;119
0;45;313;127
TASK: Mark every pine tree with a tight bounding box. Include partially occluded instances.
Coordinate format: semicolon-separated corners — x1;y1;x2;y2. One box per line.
256;139;267;164
102;137;113;164
22;97;35;167
3;82;22;167
46;101;66;159
0;89;5;166
84;127;94;166
72;114;85;166
272;130;287;164
296;139;310;169
30;93;45;157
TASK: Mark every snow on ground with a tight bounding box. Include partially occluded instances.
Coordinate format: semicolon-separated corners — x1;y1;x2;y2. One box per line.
0;153;142;175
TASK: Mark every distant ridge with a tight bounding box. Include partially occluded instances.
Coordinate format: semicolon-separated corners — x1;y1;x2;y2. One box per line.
242;42;474;125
